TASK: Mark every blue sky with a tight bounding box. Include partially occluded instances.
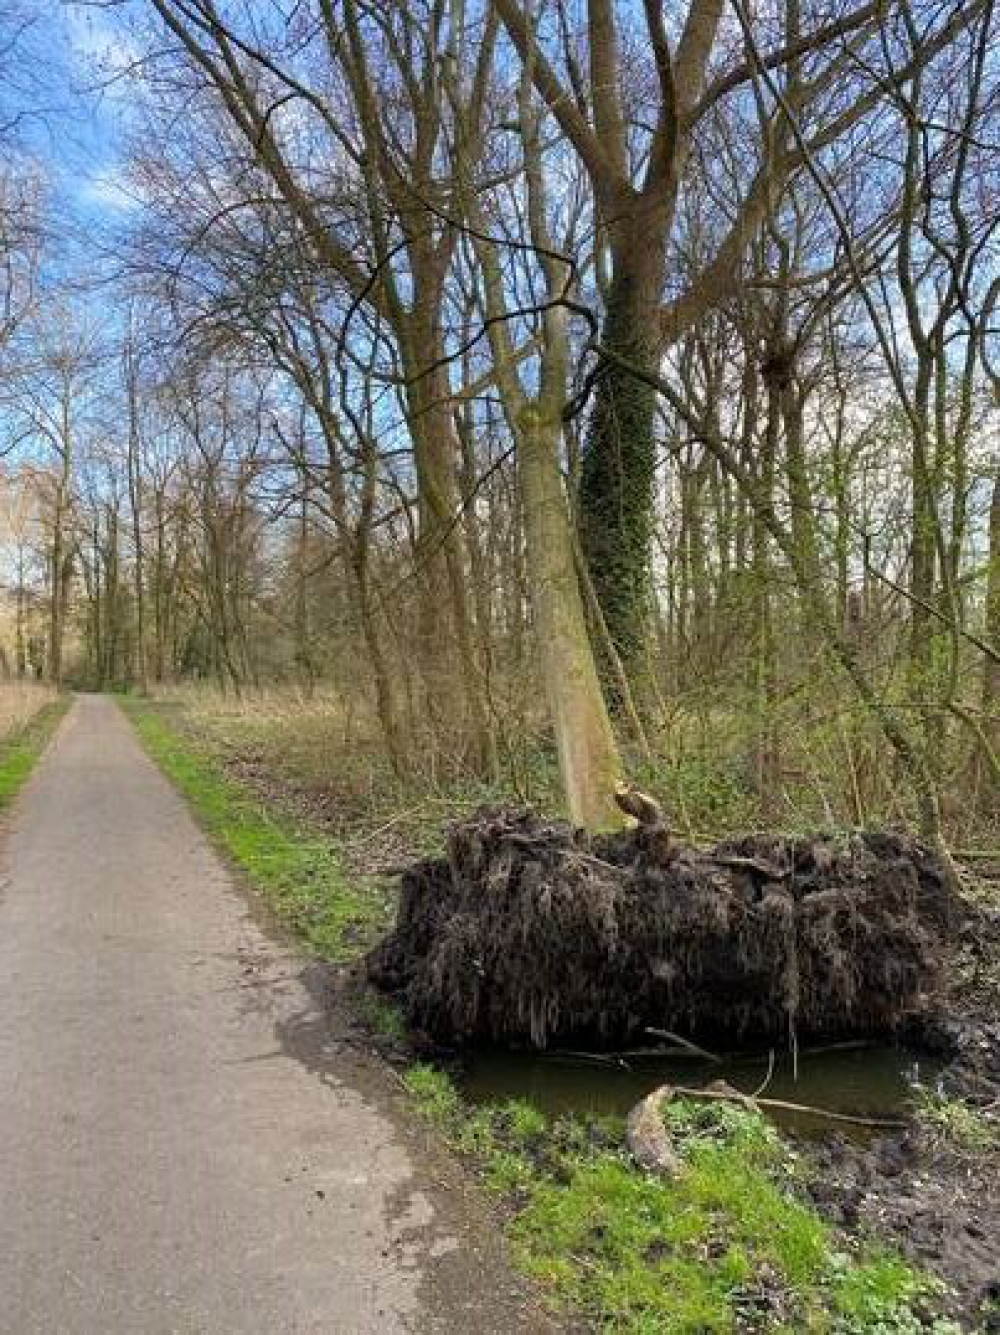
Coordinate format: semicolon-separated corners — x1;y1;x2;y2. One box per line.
17;6;139;239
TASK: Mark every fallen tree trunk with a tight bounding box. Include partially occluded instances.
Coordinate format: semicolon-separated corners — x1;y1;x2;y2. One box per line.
367;807;963;1049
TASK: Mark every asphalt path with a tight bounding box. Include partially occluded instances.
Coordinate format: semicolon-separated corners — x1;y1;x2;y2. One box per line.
0;696;545;1334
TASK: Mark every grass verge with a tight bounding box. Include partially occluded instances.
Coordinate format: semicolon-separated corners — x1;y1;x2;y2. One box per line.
404;1065;957;1334
121;698;392;960
0;695;71;808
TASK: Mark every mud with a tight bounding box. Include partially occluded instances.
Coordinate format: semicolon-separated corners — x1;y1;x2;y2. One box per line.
366;807;1000;1330
207;751;1000;1330
914;902;1000;1101
807;1123;1000;1330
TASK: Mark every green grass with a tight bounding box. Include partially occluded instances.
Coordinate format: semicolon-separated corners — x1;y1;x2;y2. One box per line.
121;699;392;961
404;1063;464;1123
0;696;71;807
915;1090;1000;1153
403;1065;955;1334
356;991;408;1043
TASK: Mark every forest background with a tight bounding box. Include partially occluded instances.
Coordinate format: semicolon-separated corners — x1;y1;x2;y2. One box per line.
1;0;998;862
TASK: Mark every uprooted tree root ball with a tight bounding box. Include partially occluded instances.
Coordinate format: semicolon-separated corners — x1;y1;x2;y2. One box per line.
367;808;966;1049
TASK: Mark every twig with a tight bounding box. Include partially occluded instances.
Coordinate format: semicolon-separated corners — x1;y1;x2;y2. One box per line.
348;808;423;848
669;1083;908;1130
792;1027;799;1082
796;1039;879;1056
712;854;789;879
617;1045;718;1060
753;1050;776;1099
546;1050;632;1070
645;1029;722;1064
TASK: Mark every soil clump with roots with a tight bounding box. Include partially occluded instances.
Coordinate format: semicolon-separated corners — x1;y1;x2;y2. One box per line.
367;807;969;1051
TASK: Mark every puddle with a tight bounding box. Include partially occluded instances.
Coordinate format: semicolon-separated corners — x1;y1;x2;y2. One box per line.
460;1041;943;1137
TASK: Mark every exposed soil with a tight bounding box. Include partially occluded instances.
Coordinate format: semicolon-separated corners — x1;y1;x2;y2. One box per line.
365;806;1000;1329
806;1123;1000;1330
916;900;1000;1100
856;903;1000;1327
368;806;967;1051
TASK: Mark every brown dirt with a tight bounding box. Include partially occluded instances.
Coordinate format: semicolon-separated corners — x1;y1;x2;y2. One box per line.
807;1124;1000;1330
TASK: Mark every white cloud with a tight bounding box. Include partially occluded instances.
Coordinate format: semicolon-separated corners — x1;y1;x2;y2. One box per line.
76;166;141;215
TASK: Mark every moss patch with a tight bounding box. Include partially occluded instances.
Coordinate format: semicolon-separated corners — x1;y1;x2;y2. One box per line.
121;699;392;961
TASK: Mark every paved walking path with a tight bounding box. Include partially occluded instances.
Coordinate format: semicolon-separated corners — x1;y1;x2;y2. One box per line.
0;696;542;1333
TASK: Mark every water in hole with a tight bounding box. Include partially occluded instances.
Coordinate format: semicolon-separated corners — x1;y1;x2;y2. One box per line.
461;1042;942;1136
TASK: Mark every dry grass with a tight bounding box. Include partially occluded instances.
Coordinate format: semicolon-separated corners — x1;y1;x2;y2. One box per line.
147;680;1000;864
144;683;560;870
0;682;59;740
157;684;383;785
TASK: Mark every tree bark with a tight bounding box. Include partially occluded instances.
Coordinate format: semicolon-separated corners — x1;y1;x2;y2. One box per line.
579;222;668;687
982;467;1000;801
520;404;624;828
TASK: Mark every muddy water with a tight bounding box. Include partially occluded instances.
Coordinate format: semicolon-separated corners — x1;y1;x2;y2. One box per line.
461;1042;944;1137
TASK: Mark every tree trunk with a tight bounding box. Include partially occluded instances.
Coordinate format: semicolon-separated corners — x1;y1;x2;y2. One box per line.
405;354;493;770
578;228;667;690
519;403;624;829
15;545;26;679
48;509;65;686
981;467;1000;802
